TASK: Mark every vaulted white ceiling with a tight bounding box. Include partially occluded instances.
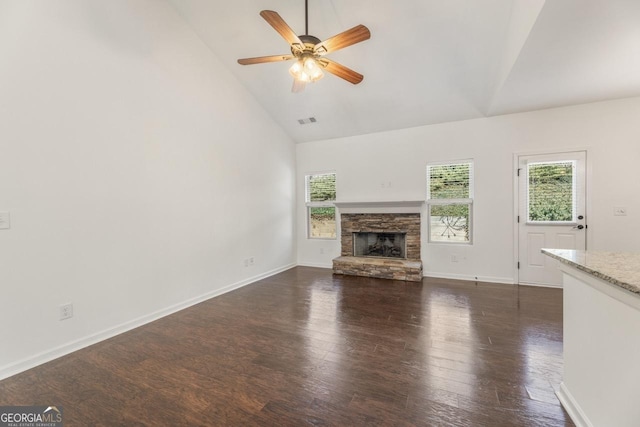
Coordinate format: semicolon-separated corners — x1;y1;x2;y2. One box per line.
167;0;640;143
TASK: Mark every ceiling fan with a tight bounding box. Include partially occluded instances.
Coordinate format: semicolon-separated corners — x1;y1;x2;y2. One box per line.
237;0;370;93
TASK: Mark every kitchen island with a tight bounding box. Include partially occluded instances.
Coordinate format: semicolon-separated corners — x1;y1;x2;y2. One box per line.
542;249;640;427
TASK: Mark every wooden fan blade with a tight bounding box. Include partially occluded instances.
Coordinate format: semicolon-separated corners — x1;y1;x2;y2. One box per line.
314;24;370;55
238;54;294;65
260;10;303;50
320;59;364;84
292;79;306;93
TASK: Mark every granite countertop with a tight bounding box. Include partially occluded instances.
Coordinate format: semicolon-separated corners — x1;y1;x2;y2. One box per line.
542;249;640;295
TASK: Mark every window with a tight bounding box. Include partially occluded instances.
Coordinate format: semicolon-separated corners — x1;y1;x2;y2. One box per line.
527;160;575;223
427;161;473;243
305;173;336;239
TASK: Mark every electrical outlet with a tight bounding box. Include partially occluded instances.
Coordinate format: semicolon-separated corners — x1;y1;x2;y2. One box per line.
0;212;10;230
59;303;73;320
614;207;627;216
451;254;459;263
249;257;254;266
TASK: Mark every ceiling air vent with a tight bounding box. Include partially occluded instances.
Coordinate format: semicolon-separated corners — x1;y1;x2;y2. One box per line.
298;117;317;125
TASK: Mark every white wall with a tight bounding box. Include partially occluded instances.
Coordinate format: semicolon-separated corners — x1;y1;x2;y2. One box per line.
296;97;640;282
0;0;296;378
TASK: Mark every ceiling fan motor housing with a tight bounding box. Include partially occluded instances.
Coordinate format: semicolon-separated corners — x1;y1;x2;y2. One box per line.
292;35;322;56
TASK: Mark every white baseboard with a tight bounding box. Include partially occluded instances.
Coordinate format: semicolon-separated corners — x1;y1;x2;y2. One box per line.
298;266;555;290
423;271;514;285
556;382;593;427
519;281;563;289
0;263;296;381
296;262;333;269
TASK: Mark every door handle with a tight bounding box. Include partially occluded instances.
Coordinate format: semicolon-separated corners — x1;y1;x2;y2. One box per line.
573;225;584;230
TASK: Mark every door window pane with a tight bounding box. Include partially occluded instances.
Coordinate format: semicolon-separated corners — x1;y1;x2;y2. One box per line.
527;161;575;222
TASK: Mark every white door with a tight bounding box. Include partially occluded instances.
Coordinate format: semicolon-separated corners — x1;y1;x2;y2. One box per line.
517;151;586;286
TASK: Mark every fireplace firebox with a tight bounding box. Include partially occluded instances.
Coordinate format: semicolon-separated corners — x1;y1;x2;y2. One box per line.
353;232;406;259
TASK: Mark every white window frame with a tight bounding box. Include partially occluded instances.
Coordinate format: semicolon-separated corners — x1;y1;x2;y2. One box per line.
305;172;337;240
426;160;474;244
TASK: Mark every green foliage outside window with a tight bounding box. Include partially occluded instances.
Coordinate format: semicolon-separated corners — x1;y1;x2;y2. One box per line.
430;204;469;221
430;203;469;220
309;206;335;219
528;162;573;222
428;163;471;199
308;173;336;202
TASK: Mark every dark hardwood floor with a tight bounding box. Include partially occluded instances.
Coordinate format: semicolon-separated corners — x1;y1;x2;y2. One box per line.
0;267;573;426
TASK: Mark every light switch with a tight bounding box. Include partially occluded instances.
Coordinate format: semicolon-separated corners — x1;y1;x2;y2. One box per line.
614;207;627;216
0;212;9;229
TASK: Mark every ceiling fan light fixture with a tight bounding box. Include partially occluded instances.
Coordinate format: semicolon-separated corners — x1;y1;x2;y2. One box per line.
289;56;324;83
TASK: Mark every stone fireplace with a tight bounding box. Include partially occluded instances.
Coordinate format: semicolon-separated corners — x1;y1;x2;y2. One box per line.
332;202;424;282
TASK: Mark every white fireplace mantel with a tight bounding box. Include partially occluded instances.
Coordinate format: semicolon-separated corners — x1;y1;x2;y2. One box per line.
333;200;425;214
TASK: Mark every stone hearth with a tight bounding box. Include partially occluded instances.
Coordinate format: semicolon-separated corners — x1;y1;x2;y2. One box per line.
333;256;423;281
333;210;423;282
